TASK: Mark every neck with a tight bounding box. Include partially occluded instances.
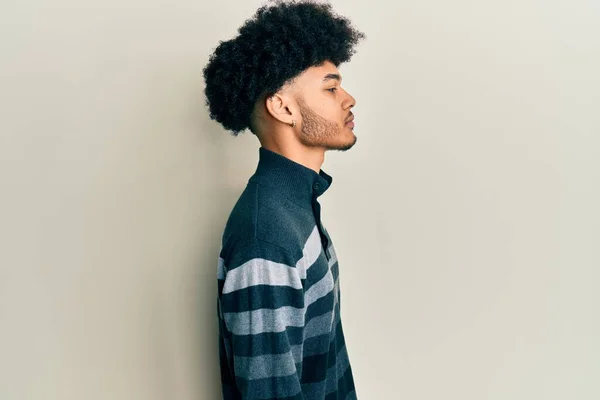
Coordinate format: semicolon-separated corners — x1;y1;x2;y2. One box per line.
260;142;325;174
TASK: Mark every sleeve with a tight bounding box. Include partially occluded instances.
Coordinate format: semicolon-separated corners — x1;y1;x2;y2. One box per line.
217;239;307;400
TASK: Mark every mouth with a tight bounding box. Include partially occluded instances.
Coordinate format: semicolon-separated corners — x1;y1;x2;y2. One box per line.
345;114;354;127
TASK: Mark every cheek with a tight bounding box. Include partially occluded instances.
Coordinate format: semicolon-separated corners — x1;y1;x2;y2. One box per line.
318;100;340;118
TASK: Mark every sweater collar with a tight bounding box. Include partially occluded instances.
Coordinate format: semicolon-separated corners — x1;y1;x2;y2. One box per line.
248;146;333;207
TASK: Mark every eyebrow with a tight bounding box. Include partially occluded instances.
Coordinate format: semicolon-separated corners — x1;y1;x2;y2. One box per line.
322;73;342;84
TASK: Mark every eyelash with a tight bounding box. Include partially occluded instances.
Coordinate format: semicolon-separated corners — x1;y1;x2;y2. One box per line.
327;87;338;93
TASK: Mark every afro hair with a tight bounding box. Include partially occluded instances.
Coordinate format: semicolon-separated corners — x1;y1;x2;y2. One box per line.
202;0;366;136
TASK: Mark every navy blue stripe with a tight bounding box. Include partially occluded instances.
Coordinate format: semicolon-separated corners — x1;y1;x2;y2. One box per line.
221;284;304;313
306;287;335;315
304;253;330;291
230;326;305;357
221;239;298;273
324;363;356;400
235;373;303;399
328;318;346;369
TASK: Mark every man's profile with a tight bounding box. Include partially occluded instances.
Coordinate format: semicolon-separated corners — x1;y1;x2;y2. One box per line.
203;1;366;398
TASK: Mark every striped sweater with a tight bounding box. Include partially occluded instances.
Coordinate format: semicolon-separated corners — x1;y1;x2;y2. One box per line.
217;146;357;399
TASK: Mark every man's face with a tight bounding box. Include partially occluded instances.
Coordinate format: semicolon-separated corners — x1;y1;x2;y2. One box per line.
294;61;357;151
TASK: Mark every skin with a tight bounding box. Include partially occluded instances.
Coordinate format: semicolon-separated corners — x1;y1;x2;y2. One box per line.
252;60;357;174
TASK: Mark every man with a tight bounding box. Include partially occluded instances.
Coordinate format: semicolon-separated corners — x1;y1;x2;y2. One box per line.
203;1;366;398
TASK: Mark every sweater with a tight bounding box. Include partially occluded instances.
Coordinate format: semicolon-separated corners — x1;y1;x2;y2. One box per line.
216;146;357;400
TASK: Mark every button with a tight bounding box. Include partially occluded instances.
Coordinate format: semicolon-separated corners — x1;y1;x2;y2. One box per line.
313;182;320;190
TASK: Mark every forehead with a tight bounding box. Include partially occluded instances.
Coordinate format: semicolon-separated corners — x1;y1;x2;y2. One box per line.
301;60;341;83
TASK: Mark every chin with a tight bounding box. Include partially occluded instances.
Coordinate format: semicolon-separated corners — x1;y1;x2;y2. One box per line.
329;134;357;152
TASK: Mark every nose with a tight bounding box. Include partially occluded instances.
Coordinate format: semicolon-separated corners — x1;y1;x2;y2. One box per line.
346;92;356;109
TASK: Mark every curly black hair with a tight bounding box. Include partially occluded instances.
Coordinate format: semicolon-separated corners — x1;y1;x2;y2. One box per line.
202;0;366;136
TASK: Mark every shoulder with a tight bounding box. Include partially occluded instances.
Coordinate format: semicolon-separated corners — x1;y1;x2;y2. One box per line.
220;183;317;268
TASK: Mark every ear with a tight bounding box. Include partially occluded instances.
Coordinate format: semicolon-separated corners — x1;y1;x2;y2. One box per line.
264;92;295;126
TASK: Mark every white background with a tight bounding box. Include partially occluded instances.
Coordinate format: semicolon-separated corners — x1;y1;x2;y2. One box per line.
1;0;598;399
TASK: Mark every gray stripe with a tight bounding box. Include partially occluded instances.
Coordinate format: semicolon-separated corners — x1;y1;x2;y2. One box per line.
299;317;339;358
295;226;322;279
219;225;331;288
290;342;303;364
222;257;302;294
305;267;335;307
333;275;340;307
217;257;226;280
223;305;305;335
329;243;340;306
304;311;334;340
233;351;298;380
328;243;338;267
303;241;340;309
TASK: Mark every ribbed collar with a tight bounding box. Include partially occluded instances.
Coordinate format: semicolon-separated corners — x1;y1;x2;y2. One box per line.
248;146;333;208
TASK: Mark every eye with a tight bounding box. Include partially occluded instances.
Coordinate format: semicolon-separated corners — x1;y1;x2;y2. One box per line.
327;87;338;93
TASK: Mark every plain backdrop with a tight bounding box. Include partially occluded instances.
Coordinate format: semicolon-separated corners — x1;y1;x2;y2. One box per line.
1;0;599;399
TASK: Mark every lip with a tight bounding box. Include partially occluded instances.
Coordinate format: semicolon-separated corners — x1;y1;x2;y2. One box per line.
345;114;354;128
